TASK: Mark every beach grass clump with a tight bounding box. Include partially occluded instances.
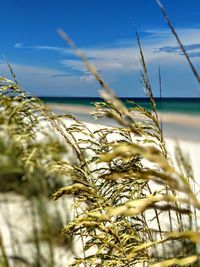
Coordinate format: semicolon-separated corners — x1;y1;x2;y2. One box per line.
53;23;200;267
0;76;75;266
0;75;69;197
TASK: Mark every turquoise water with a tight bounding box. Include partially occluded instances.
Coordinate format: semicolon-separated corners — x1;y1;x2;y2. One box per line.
40;97;200;115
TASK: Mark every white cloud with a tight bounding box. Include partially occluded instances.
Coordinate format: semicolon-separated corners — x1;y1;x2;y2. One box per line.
80;75;95;83
14;43;71;54
60;59;86;73
14;43;23;48
57;27;200;74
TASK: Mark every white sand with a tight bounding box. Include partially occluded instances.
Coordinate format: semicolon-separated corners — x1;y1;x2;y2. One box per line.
166;138;200;181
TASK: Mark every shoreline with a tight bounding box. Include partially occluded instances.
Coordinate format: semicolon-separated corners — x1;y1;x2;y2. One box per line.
48;103;200;142
48;103;200;128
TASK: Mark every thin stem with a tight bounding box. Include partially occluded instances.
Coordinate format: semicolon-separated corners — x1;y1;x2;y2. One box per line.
157;0;200;84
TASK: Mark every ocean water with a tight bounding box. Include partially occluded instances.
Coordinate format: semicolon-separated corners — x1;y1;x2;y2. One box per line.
40;97;200;115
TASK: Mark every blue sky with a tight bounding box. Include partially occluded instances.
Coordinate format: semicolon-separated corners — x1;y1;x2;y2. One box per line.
0;0;200;97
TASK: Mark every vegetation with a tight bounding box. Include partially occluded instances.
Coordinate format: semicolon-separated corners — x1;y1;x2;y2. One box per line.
0;1;200;266
0;76;74;266
52;31;200;267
